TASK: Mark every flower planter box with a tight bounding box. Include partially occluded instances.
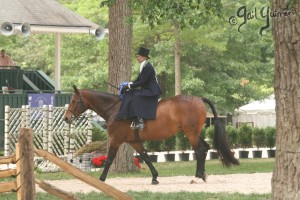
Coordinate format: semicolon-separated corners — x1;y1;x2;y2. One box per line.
149;154;158;162
210;151;218;160
252;150;262;158
267;149;276;158
178;152;190;161
164;153;175;162
239;150;249;159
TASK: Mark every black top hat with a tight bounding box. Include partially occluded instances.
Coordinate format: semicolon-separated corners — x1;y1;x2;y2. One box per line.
136;47;150;59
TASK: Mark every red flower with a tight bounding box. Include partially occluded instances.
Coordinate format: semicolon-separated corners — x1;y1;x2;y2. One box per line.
134;157;141;169
91;155;140;169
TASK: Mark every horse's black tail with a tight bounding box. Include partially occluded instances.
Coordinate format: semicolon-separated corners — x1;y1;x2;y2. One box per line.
202;97;240;167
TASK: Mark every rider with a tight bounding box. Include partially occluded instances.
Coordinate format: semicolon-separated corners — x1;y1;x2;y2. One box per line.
116;47;162;130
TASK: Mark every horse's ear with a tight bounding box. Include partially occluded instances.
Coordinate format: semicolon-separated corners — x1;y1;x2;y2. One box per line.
73;85;79;94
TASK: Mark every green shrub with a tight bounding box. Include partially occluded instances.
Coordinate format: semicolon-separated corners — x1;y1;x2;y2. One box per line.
201;126;207;140
92;127;107;141
144;140;162;153
238;125;253;148
226;125;238;148
265;126;276;149
252;127;266;149
176;131;191;151
0;151;3;156
206;126;215;147
161;135;176;152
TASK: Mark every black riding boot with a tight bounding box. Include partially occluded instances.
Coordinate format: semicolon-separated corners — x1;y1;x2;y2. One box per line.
132;117;144;130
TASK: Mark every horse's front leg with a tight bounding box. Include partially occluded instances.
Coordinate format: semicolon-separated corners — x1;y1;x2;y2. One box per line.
131;143;159;185
195;138;210;182
99;145;118;182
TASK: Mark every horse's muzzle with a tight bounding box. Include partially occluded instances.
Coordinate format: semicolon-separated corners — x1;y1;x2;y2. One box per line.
64;116;72;124
64;115;73;124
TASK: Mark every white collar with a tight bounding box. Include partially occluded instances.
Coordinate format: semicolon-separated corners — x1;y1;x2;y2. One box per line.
140;60;148;72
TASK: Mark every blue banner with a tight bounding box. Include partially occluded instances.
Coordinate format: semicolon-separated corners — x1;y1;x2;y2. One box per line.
28;94;55;107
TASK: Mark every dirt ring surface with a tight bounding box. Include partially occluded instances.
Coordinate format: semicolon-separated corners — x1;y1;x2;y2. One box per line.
36;173;272;194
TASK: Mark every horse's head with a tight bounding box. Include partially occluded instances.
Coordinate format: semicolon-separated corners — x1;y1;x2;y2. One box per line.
64;85;88;124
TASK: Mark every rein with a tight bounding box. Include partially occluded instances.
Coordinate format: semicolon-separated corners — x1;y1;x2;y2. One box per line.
100;98;122;117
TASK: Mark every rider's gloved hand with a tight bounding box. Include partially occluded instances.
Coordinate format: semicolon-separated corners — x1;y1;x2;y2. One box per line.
121;84;129;94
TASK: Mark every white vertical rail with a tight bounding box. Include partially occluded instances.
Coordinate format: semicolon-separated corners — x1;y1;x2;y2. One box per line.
42;105;48;150
4;105;10;156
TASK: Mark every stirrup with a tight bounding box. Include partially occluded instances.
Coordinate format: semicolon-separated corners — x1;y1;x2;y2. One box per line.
130;118;144;130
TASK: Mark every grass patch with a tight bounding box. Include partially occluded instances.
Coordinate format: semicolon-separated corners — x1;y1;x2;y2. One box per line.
34;158;275;180
1;191;271;200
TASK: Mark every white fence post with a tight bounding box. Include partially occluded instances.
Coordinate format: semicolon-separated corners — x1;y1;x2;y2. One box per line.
87;110;92;144
48;105;53;153
64;104;70;154
4;105;10;156
42;105;48;150
70;123;75;153
25;105;30;128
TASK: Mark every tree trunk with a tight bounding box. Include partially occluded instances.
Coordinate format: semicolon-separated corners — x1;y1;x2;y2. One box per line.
108;0;135;172
272;1;300;199
174;20;181;95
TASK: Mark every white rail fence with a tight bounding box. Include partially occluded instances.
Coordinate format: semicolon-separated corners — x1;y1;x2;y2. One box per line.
4;105;93;156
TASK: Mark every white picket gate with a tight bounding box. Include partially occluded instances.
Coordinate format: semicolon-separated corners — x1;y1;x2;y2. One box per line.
4;105;93;156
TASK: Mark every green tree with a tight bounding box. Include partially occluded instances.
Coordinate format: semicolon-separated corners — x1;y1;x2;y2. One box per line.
131;0;223;95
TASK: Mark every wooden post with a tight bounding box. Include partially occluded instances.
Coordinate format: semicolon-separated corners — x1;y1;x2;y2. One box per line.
18;128;36;200
16;143;22;200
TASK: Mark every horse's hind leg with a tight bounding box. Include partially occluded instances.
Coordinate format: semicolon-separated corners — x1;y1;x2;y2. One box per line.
194;138;210;182
131;142;159;185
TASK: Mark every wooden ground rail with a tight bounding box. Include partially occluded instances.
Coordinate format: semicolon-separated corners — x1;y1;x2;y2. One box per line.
0;128;132;200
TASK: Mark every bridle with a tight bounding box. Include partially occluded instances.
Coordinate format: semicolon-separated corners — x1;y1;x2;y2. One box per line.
67;90;122;121
67;92;87;120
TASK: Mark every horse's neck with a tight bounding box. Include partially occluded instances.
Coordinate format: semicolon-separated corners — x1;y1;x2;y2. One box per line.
84;90;120;120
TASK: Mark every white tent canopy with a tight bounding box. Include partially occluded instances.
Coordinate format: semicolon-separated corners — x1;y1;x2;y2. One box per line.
232;96;276;128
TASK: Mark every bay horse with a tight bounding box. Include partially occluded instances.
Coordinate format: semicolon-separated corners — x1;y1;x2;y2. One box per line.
64;85;239;185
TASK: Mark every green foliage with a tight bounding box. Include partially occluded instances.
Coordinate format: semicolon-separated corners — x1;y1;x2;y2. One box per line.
226;125;238;148
176;131;191;151
161;135;176;152
238;125;253;149
92;127;107;141
144;140;162;153
1;0;275;114
206;126;215;147
131;0;223;28
0;151;3;156
252;127;266;149
265;126;276;149
201;126;207;140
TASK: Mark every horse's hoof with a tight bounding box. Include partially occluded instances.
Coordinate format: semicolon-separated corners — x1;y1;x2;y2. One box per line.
151;180;159;185
202;173;208;182
99;177;105;182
